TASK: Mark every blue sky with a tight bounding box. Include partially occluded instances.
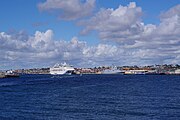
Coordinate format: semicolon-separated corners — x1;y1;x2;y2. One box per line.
0;0;180;69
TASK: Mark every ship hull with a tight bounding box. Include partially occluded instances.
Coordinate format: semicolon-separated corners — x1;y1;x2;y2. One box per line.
5;74;20;78
50;72;73;75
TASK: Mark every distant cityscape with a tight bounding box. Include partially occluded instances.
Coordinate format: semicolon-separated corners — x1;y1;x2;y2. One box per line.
1;64;180;75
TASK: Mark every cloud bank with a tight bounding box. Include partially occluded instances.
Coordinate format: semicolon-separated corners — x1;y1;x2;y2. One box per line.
0;29;127;69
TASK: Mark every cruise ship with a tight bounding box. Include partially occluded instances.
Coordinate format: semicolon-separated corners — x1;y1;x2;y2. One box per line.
50;62;75;75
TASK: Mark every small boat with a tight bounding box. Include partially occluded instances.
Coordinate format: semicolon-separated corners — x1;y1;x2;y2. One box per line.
5;70;19;78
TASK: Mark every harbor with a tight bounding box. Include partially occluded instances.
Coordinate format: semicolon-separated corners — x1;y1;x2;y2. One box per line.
1;64;179;77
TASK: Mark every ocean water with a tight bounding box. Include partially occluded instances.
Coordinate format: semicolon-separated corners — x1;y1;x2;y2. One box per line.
0;74;180;120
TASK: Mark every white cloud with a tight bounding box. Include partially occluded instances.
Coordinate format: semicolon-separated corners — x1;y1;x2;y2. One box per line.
38;0;96;20
79;2;143;43
160;4;180;20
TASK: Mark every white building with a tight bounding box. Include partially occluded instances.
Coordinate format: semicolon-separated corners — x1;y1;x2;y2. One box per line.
175;69;180;74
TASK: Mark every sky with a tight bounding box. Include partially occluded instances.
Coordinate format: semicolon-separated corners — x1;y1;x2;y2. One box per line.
0;0;180;69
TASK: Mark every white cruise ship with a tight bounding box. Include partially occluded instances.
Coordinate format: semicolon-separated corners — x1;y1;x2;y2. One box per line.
50;62;75;75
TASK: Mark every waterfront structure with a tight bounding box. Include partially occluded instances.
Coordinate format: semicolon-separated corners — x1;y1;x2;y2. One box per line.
175;69;180;74
102;66;124;74
50;62;75;75
124;70;148;75
1;64;180;75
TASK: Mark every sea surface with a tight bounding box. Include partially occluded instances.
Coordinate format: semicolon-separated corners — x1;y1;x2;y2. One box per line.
0;74;180;120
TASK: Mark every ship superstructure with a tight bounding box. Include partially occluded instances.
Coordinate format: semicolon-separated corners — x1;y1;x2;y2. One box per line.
50;62;74;75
